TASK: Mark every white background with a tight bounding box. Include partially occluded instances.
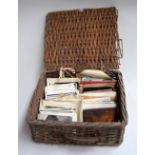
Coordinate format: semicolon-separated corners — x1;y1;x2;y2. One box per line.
19;0;137;155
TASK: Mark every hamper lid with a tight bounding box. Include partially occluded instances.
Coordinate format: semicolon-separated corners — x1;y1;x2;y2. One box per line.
44;7;123;71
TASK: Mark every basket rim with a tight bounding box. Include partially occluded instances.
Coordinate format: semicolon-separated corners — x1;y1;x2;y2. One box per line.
46;6;117;15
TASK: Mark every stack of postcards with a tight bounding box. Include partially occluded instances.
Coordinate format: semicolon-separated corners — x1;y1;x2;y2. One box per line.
37;69;117;122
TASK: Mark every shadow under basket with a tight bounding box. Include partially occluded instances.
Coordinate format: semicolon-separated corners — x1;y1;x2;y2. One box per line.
27;7;128;145
27;70;127;146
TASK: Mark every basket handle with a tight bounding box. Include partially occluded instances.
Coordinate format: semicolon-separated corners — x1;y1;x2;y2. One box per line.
64;135;99;144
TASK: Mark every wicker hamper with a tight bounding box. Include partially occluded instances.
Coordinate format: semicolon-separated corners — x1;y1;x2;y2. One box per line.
27;7;128;146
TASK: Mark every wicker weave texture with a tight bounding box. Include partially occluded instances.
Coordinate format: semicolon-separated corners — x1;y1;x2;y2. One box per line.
44;7;122;71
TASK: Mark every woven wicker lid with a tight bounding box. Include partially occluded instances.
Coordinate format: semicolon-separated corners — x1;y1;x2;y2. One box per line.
44;7;122;71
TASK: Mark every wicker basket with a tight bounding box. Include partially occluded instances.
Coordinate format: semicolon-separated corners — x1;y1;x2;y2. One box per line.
27;7;128;146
